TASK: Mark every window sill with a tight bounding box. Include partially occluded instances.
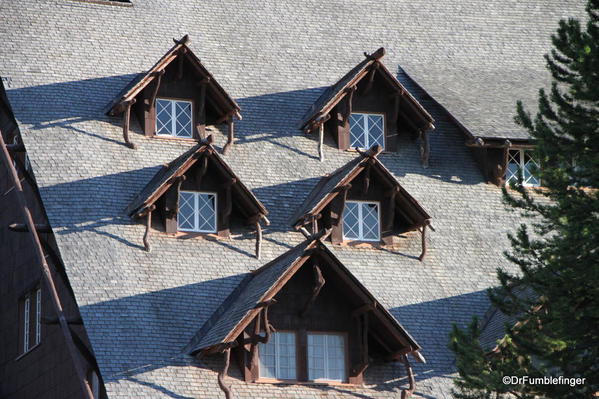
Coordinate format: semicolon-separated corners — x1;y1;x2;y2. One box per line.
255;378;357;387
152;135;198;143
15;343;41;361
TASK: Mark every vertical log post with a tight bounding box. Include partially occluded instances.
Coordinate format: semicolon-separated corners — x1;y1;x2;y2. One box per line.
362;62;380;95
400;354;415;399
362;160;372;194
218;348;232;399
418;222;428;261
255;221;262;260
318;123;325;162
196;77;210;139
419;128;430;168
223;116;235;155
300;265;325;317
143;205;155;252
123;99;137;149
0;132;95;399
387;186;399;231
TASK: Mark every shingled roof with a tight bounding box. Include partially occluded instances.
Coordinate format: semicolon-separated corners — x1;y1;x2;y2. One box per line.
299;47;434;132
188;234;422;359
1;1;586;398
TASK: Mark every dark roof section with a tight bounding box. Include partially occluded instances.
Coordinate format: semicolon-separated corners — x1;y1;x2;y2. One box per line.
291;147;431;229
187;234;422;358
299;48;434;131
125;138;268;218
104;35;241;118
0;78;19;137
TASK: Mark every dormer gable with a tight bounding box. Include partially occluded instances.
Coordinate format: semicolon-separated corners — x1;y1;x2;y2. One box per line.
299;48;435;165
186;234;423;387
126;136;268;258
106;35;241;152
292;146;432;259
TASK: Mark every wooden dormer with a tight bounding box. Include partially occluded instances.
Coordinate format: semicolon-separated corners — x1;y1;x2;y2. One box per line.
126;136;269;258
299;48;435;165
291;146;432;259
106;35;241;152
187;235;424;388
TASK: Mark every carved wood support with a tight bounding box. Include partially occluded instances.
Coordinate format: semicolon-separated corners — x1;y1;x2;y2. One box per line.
218;348;232;399
419;129;430;168
318;123;324;162
255;222;262;260
122;99;137;149
362;61;380;95
400;354;415;399
418;222;428;261
362;160;372;194
195;154;208;188
196;79;209;139
177;48;188;80
172;175;186;217
387;186;399;231
149;70;165;110
223;117;234;155
300;265;325;317
343;86;356;121
143;205;155;252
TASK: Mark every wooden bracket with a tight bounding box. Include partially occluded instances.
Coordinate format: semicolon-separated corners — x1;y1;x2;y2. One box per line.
173;34;191;45
122;99;137;149
255;221;262;260
299;265;325;317
222;117;234;155
7;143;25;153
400;354;415;399
143;205;155;252
9;223;52;233
217;348;232;399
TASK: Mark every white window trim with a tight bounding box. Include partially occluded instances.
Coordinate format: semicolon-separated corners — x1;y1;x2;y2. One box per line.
35;288;41;345
349;112;385;149
177;191;218;233
506;148;541;187
23;296;30;353
307;332;347;382
343;200;381;242
155;98;193;138
258;331;297;380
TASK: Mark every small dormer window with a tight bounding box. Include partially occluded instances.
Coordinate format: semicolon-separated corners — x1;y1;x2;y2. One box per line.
177;191;217;233
506;149;540;187
349;113;385;149
258;331;297;380
156;98;193;138
307;333;347;382
343;201;380;241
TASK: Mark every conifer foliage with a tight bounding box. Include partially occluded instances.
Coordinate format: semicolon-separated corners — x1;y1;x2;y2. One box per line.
449;1;599;398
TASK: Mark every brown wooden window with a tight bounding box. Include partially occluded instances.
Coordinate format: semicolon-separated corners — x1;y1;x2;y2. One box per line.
18;287;41;355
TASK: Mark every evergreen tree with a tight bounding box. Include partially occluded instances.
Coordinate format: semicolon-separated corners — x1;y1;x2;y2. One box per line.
449;1;599;398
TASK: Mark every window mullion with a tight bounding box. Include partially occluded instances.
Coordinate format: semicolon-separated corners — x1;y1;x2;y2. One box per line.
324;336;329;380
363;116;369;148
194;193;199;231
358;203;363;240
275;333;280;378
171;101;177;136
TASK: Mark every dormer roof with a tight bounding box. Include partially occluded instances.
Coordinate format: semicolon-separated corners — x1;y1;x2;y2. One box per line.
125;137;267;219
299;48;434;133
105;35;240;120
291;146;430;231
186;232;423;360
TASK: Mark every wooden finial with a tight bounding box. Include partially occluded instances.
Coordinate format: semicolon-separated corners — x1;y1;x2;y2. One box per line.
173;34;191;45
368;145;383;157
365;47;386;60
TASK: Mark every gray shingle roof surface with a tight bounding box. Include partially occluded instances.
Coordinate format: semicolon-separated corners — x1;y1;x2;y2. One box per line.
1;1;585;398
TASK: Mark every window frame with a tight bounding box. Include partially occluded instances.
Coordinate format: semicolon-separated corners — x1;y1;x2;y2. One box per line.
155;97;194;139
257;330;298;382
348;112;386;150
342;200;381;242
177;191;218;233
306;331;349;383
505;148;541;187
18;287;42;358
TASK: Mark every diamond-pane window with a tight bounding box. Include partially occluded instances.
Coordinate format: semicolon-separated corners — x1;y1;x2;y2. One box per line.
177;191;217;233
156;98;193;138
505;149;540;187
259;332;297;380
307;333;346;382
343;201;380;241
349;113;384;149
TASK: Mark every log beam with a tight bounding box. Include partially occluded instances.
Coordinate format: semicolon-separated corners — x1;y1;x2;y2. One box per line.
418;222;428;261
318;123;324;162
362;62;380;95
149;70;165;111
196;78;210;139
122;99;137;149
255;222;262;260
343;86;357;121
